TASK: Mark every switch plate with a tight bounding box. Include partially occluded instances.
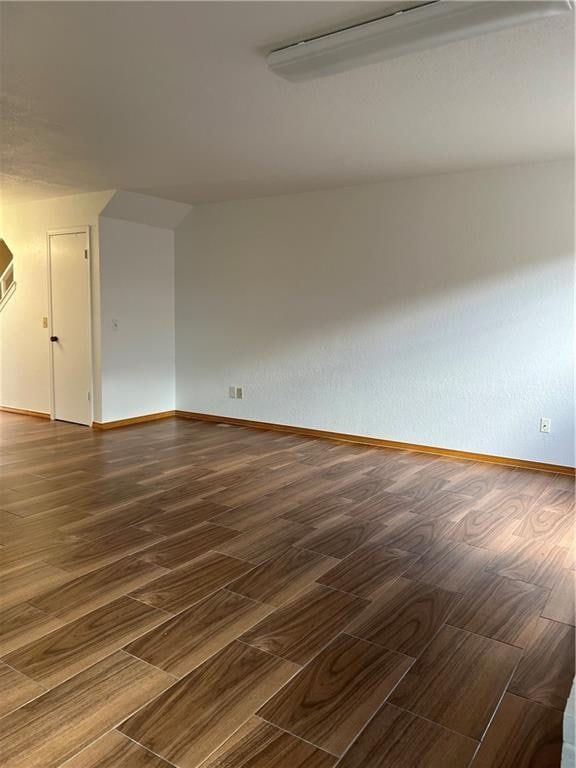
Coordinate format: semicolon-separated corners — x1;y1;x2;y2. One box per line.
236;386;243;400
112;319;119;331
42;317;48;328
540;417;551;434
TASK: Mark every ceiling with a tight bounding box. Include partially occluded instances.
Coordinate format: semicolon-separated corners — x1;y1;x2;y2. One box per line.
1;1;573;206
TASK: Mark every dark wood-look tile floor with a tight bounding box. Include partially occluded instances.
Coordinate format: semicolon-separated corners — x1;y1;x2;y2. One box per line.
0;412;573;767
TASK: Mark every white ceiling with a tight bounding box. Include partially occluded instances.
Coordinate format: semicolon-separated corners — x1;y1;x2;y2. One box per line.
1;1;573;206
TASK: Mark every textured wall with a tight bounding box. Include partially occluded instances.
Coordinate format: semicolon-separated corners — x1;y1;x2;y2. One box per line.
175;161;575;466
98;216;176;422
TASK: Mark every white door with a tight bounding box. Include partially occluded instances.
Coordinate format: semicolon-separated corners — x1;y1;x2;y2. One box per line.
48;229;92;426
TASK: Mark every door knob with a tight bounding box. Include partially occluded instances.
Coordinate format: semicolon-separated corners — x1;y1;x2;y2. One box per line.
50;336;59;342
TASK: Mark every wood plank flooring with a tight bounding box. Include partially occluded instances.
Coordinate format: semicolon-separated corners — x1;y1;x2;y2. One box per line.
0;412;573;767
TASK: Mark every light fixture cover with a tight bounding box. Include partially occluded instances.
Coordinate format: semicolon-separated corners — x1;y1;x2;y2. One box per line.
267;1;575;81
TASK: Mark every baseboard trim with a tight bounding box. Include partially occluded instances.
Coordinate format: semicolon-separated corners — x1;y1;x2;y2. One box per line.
4;404;571;474
92;411;175;430
0;406;50;419
175;410;575;476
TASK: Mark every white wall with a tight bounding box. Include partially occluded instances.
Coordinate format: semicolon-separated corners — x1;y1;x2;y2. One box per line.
176;161;575;467
0;191;113;414
0;189;185;424
97;217;175;422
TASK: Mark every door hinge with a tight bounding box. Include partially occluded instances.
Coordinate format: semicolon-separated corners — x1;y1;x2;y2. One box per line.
84;249;88;259
88;391;91;401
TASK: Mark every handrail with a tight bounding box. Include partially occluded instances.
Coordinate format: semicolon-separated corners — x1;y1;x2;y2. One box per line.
0;259;12;285
0;260;15;307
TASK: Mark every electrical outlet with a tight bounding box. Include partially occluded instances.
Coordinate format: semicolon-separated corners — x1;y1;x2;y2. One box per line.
112;319;119;331
229;386;236;399
540;417;551;434
236;386;243;400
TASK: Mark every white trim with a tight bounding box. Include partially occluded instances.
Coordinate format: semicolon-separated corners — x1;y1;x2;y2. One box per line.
46;226;94;425
0;280;16;311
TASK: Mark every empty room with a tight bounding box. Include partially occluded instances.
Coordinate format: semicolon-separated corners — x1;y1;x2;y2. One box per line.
0;1;574;766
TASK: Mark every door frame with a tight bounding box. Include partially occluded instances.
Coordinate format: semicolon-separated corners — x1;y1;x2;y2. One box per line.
46;226;94;425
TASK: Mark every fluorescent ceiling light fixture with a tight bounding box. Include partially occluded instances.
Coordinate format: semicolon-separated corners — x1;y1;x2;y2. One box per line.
267;1;575;81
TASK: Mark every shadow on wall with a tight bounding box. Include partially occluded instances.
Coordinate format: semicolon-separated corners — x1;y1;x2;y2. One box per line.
174;166;575;466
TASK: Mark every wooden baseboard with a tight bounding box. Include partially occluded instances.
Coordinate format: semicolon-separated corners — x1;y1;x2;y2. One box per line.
0;406;50;419
5;404;571;475
92;411;175;430
175;410;575;476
